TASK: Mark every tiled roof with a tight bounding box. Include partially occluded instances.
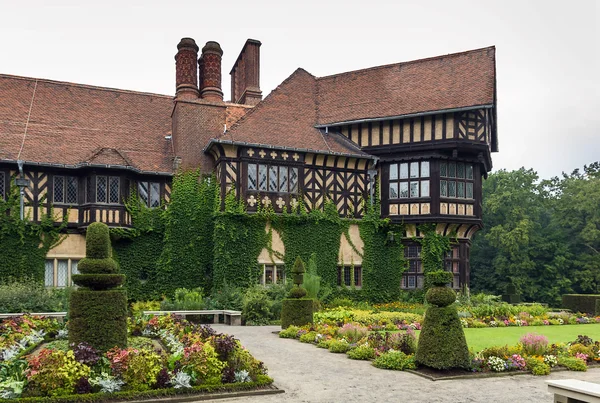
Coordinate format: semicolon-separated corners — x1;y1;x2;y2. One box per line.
220;47;495;154
0;74;175;174
317;47;496;125
218;69;369;157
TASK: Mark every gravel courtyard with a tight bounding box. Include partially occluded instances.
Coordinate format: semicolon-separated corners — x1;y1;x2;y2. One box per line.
212;325;600;403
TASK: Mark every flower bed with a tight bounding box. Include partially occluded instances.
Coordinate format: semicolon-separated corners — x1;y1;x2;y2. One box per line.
0;315;63;362
279;320;600;377
0;314;272;400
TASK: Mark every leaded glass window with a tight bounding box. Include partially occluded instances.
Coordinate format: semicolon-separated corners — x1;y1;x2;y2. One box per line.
388;161;430;200
86;177;93;203
54;176;64;203
57;260;68;287
399;163;408;179
45;260;54;287
67;176;78;204
389;183;398;198
440;162;475;200
109;177;120;204
410;181;419;198
54;176;78;204
268;166;277;192
71;260;79;276
248;164;257;190
421;180;430;197
457;182;465;198
466;182;474;199
138;182;149;206
399;182;409;198
279;166;288;193
448;181;456;197
440;180;447;197
290;168;298;193
258;165;267;191
421;161;430;178
97;176;107;203
150;182;160;208
390;163;398;180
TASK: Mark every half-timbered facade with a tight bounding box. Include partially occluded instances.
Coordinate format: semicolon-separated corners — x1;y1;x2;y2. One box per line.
0;37;497;290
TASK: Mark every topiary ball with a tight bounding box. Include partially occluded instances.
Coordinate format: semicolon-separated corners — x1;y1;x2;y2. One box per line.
288;286;307;299
425;286;456;307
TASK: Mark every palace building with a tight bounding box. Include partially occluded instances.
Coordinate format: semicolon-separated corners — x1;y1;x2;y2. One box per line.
0;38;497;291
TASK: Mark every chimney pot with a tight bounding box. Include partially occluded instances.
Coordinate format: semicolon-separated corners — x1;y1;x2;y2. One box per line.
175;37;200;99
199;41;224;102
230;39;262;105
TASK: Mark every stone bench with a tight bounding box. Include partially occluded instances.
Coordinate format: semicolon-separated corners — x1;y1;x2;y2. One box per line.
143;310;242;326
547;379;600;403
0;312;68;323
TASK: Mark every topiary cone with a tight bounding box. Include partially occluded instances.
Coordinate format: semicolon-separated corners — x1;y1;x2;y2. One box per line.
69;222;127;352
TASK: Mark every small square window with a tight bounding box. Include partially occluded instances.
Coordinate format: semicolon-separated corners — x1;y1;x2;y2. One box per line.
399;163;409;179
410;181;419;198
410;162;419;178
389;163;398;180
421;181;430;197
421;161;430;178
399;182;409;198
389;183;398;199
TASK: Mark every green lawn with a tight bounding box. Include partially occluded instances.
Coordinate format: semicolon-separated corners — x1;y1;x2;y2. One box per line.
417;324;600;353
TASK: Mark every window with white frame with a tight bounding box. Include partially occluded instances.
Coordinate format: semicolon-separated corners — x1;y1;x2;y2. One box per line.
44;258;79;287
260;264;286;285
53;176;78;204
248;163;298;193
138;181;161;208
389;161;429;199
440;161;474;199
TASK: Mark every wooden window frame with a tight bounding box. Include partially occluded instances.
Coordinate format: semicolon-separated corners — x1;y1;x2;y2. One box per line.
388;160;430;201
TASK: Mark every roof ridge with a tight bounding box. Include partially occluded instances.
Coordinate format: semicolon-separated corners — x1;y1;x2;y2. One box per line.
0;73;173;99
221;68;316;139
316;46;495;81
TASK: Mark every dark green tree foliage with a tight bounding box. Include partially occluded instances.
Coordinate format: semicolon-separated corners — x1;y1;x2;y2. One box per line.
0;182;66;282
359;202;406;303
213;190;268;289
416;272;469;370
274;199;343;288
159;171;216;293
470;164;600;305
112;194;166;301
69;222;127;352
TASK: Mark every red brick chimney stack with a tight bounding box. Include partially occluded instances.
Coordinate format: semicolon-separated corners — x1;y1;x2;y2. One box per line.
175;38;200;99
199;41;224;102
230;39;262;105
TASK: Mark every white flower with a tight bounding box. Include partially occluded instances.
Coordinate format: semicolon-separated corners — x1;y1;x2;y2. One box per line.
487;356;506;372
544;355;558;367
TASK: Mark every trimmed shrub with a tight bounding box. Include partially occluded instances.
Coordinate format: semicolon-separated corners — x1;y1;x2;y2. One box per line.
77;258;118;274
278;325;300;339
328;340;351;353
562;294;600;314
69;222;128;352
281;298;313;329
372;351;416;370
288;286;308;299
347;345;376;360
69;289;128;352
425;286;456;307
558;356;587;371
427;270;453;287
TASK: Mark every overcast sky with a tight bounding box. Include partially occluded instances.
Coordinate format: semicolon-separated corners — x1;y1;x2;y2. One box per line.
1;0;598;179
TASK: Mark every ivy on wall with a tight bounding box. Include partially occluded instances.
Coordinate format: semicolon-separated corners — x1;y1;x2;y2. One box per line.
0;182;66;282
417;223;452;288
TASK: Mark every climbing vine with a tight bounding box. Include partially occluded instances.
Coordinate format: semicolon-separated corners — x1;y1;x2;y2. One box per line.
417;223;453;288
0;181;67;282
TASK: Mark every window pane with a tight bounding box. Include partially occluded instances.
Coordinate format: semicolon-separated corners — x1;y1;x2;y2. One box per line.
449;162;456;178
457;163;465;179
276;267;285;284
389;183;398;198
150;182;160;208
71;260;79;275
290;168;298;193
408;276;416;288
440;180;447;197
258;165;267;191
86;177;94;203
54;176;64;203
466;164;474;180
265;266;273;284
409;260;418;272
397;182;407;198
417;276;424;289
279;166;288;192
109;177;120;203
67;177;78;204
269;166;277;192
410;162;419;178
354;266;361;286
466;182;474;199
457;182;465;198
344;267;351;286
421;180;430;197
138;182;149;206
421;161;430;178
97;176;107;203
399;163;408;179
410;181;419;198
247;164;257;190
440;162;447;177
389;163;398;180
45;260;54;287
448;181;456;197
57;260;68;287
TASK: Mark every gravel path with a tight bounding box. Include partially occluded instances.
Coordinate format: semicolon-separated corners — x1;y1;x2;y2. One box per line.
211;325;600;403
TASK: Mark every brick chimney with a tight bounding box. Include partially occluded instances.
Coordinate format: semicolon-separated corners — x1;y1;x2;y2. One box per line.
174;38;200;99
199;41;224;102
230;39;262;105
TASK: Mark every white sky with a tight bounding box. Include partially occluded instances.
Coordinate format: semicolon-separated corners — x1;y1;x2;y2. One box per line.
1;0;598;179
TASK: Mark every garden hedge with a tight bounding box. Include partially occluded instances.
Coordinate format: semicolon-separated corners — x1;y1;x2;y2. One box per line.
84;223;111;259
68;288;128;352
281;298;314;329
77;258;118;274
562;294;600;315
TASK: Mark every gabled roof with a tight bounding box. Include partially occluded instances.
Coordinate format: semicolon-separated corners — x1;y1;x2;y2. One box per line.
218;47;496;155
217;68;369;158
0;74;175;174
317;46;496;125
